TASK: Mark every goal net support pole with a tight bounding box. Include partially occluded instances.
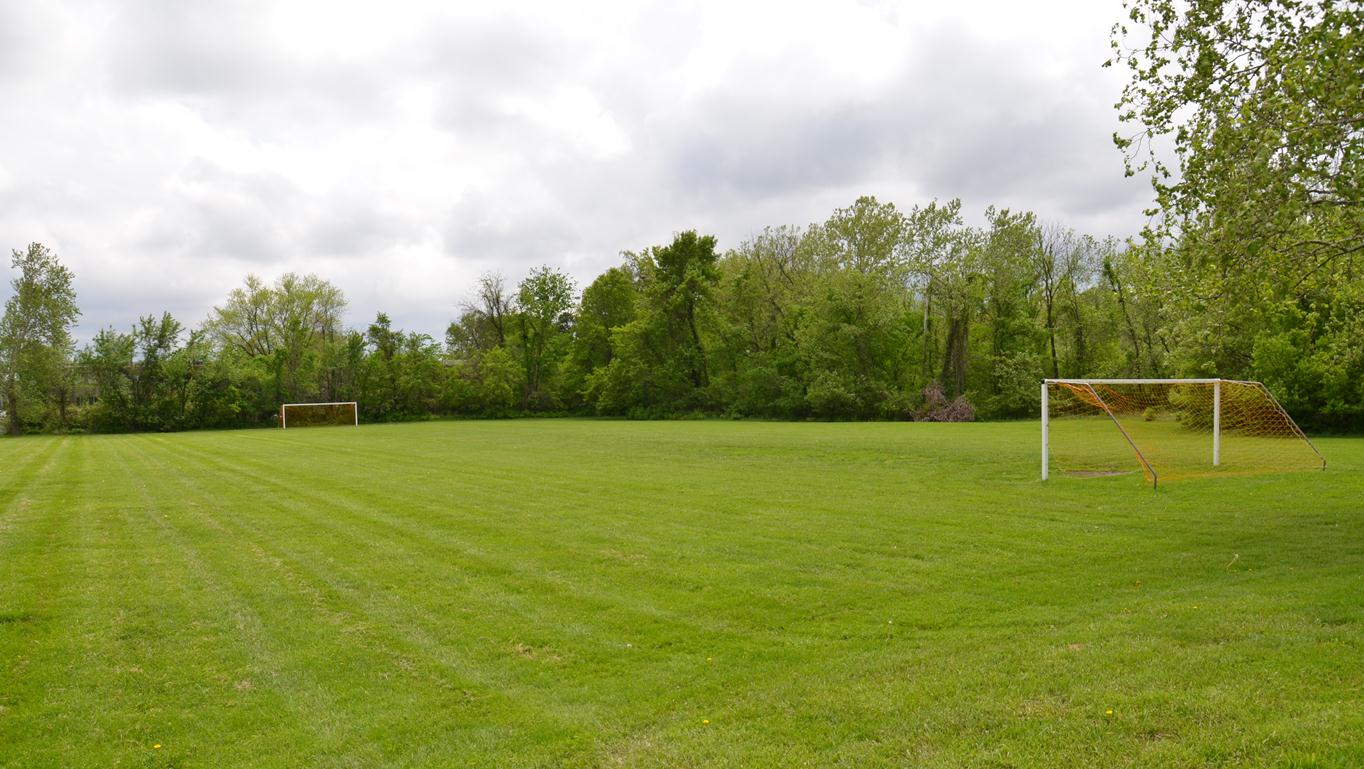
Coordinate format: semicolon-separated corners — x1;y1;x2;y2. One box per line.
1040;381;1049;481
1213;380;1220;467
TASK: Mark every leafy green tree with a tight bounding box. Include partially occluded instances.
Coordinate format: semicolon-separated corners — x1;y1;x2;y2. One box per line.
207;275;274;357
81;312;227;432
649;231;721;390
274;273;346;402
562;265;638;407
928;225;981;398
1111;0;1362;427
904;199;965;380
586;321;670;417
1100;242;1166;376
445;311;487;358
797;199;919;418
130;312;185;429
444;273;525;414
474;346;523;415
81;328;136;431
448;273;513;357
361;313;405;419
816;196;911;276
593;232;720;415
1033;223;1102;379
400;333;447;416
515;267;575;409
1111;0;1362;273
318;329;365;405
0;243;79;434
710;227;811;417
572;267;638;369
358;313;448;421
977;209;1044;415
208;273;346;407
178;331;256;430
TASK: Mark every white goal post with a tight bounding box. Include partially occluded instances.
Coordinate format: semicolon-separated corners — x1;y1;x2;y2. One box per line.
1041;378;1324;487
280;401;359;429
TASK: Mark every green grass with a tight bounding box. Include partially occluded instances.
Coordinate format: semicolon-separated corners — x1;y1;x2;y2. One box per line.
2;420;1362;768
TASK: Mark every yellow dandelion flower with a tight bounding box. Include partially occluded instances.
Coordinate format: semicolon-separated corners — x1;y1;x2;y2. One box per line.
702;719;710;725
153;744;162;749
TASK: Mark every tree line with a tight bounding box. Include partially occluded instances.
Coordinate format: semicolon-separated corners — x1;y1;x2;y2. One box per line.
1;189;1358;434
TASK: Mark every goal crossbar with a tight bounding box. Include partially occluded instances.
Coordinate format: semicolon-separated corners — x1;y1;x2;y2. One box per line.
1046;378;1249;385
280;401;359;429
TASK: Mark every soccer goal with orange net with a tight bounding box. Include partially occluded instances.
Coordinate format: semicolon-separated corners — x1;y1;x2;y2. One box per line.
280;401;359;429
1041;379;1325;488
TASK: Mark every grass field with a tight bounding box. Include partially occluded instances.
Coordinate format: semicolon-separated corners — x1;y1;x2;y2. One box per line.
2;420;1362;768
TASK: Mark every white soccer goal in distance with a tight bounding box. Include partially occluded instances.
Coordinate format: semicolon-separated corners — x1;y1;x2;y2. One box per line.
280;401;359;429
1042;379;1324;488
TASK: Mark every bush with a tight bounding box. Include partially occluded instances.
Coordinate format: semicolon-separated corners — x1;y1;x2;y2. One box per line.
981;351;1043;418
805;371;862;419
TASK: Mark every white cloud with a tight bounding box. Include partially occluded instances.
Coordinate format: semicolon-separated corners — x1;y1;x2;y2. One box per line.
0;0;1146;342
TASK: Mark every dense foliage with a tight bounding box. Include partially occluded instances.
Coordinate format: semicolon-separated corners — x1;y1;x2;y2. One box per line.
1110;0;1363;428
0;244;79;435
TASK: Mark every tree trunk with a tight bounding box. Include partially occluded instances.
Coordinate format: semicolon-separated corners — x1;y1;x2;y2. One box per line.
56;384;69;431
686;302;708;388
1068;297;1088;375
1106;265;1144;375
5;384;22;436
940;316;968;398
1045;296;1060;378
921;281;933;378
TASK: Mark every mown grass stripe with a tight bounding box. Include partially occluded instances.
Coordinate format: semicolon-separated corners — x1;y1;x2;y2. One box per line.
1;422;1361;768
0;438;85;767
119;433;585;764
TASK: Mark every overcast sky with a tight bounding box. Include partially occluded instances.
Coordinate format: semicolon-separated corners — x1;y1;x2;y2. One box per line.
0;0;1149;342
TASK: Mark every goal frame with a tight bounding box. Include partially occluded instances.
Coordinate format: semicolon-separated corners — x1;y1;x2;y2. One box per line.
1041;378;1324;486
280;401;359;429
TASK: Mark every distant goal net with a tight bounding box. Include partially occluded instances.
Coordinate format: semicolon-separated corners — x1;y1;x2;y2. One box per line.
280;401;359;429
1042;379;1324;487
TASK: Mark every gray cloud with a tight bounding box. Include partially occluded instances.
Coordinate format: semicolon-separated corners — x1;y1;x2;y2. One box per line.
110;2;278;96
0;0;1147;343
165;159;300;263
651;21;1145;236
306;202;420;260
668;103;889;197
106;0;398;138
442;195;579;272
0;6;38;82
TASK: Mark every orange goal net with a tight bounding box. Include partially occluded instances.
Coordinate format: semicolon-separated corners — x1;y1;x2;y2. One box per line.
1042;379;1324;487
280;401;359;429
